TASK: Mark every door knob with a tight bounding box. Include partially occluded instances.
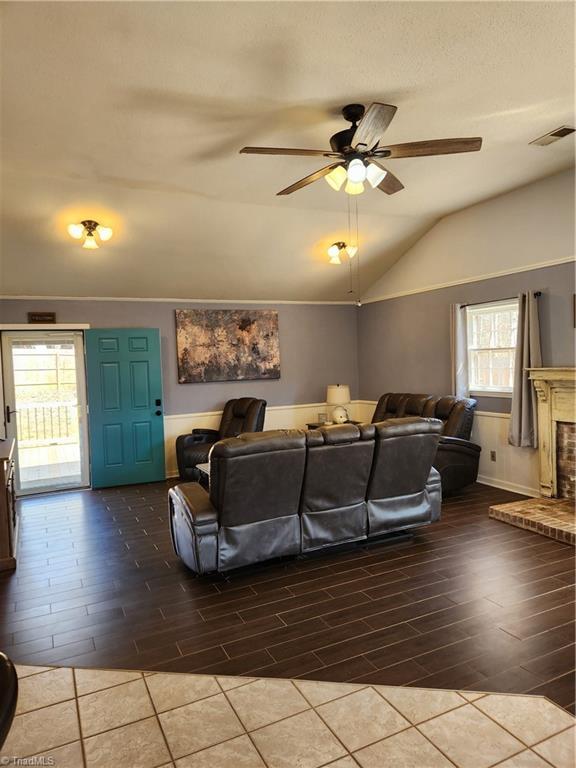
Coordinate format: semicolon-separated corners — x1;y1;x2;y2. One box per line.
155;410;162;416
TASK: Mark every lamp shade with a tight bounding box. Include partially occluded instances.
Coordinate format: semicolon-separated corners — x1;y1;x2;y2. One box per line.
326;384;351;406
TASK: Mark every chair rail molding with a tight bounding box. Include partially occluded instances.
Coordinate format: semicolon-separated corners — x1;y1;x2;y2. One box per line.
164;401;370;477
528;367;576;498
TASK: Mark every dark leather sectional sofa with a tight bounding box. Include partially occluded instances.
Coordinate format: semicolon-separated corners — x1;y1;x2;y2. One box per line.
169;418;443;574
372;393;481;493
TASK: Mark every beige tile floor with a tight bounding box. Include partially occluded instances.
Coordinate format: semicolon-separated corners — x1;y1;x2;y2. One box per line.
2;664;574;768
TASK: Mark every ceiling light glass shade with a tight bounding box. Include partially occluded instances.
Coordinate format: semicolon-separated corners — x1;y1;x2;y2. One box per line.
67;223;85;239
327;242;344;264
327;243;341;259
347;159;367;183
82;234;99;250
97;225;113;241
344;180;364;196
366;163;388;189
346;245;358;259
324;165;347;191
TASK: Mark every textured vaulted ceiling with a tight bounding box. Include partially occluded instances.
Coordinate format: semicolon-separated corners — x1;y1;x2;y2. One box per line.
1;1;574;302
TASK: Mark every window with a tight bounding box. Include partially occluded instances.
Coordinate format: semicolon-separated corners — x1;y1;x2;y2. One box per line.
466;299;519;394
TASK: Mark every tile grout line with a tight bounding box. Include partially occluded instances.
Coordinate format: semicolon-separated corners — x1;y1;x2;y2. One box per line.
217;677;274;768
370;684;461;768
312;684;417;757
141;670;177;766
71;667;88;768
286;678;355;759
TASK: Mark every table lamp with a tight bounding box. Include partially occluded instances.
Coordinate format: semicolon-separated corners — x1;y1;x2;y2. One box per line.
326;384;351;424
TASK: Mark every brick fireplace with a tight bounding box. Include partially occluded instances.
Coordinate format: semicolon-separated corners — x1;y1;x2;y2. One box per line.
528;367;576;498
490;369;575;544
557;421;576;500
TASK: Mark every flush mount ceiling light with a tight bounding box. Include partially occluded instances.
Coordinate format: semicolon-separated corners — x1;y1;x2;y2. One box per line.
67;220;113;249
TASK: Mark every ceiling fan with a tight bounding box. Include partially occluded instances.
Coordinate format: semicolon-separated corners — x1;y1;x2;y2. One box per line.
240;103;482;196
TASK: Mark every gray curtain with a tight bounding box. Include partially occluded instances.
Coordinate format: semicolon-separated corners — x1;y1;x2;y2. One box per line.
509;292;542;447
450;303;469;398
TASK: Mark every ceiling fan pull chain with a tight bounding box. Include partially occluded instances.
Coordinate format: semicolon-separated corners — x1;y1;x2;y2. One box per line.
355;197;361;304
347;194;351;247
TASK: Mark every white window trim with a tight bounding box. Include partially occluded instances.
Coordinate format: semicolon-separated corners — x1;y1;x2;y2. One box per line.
470;389;513;398
466;298;519;397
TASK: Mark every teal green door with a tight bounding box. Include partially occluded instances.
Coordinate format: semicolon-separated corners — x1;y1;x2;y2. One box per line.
85;329;165;488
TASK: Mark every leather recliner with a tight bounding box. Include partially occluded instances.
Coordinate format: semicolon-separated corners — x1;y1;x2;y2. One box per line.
170;429;306;573
176;397;267;482
0;651;18;749
169;418;443;574
372;393;481;493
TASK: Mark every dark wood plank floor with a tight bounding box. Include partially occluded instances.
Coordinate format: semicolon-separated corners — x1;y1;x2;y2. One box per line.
1;482;574;712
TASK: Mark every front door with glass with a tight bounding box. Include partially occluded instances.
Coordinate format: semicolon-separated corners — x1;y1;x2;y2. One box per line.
1;331;90;495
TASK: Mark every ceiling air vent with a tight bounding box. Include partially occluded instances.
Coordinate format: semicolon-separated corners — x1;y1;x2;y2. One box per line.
530;126;575;146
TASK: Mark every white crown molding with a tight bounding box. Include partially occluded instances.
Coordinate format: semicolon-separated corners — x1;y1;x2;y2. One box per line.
0;295;355;307
3;258;572;308
361;256;576;305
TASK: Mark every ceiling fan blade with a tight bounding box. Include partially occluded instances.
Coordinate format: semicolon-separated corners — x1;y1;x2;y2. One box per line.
369;161;404;194
352;103;397;151
381;138;482;158
277;163;343;196
240;146;339;157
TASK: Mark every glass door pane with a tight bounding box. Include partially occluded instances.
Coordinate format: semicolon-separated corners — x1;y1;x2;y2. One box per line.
2;331;89;494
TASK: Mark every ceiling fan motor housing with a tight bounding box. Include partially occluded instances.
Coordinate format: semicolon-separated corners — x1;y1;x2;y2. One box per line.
330;103;367;153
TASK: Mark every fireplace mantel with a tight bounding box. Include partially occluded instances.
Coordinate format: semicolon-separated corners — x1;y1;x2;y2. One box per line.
528;368;576;497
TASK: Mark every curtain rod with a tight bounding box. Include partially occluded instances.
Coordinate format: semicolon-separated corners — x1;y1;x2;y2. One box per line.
460;291;541;310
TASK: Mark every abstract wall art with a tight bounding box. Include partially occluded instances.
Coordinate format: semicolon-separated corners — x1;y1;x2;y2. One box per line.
175;309;281;383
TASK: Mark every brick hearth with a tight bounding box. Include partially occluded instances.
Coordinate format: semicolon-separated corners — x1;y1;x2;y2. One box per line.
557;422;576;501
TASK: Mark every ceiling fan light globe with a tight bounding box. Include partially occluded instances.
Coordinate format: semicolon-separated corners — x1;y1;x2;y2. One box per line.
324;165;347;191
67;223;84;239
97;225;113;241
366;163;388;188
344;180;364;196
346;159;367;183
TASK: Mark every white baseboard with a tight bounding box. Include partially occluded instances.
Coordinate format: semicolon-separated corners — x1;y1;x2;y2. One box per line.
477;475;538;498
472;411;540;498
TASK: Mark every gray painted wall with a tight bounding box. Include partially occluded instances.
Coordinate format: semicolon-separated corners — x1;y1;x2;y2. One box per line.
0;300;359;415
1;261;573;417
358;261;575;413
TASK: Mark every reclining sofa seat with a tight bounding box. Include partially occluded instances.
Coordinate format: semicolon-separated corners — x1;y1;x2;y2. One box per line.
300;423;375;552
169;418;443;574
170;429;306;573
176;397;267;482
372;393;480;493
367;417;443;535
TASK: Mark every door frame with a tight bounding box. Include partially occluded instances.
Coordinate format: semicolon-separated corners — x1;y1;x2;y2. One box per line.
1;329;91;495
